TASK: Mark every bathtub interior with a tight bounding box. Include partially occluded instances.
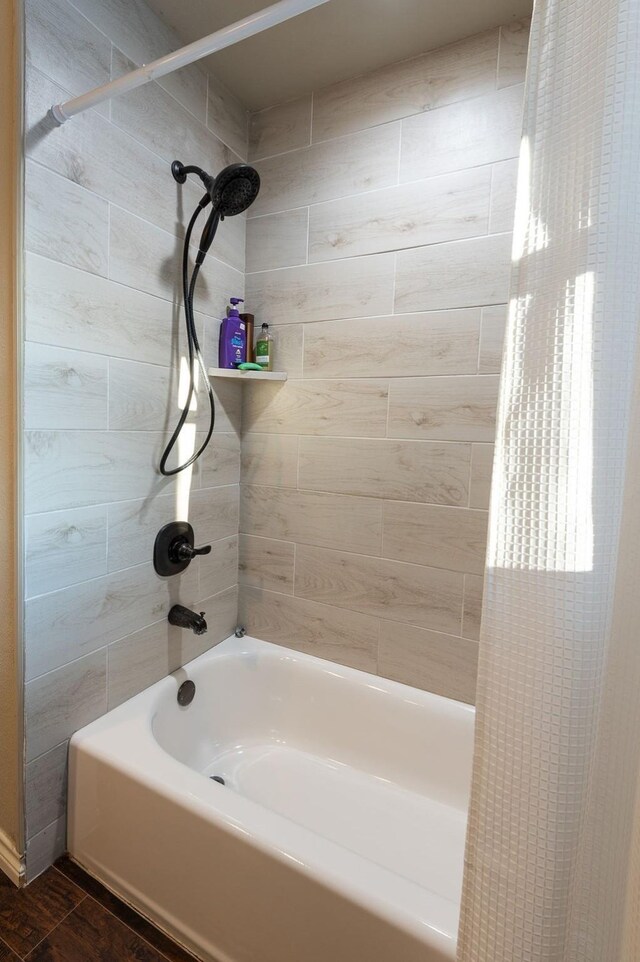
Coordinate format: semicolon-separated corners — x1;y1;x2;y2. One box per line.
149;637;474;911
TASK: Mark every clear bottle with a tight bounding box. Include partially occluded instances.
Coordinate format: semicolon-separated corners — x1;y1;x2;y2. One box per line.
255;323;273;371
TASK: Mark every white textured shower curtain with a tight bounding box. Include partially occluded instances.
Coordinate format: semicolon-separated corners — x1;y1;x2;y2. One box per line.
458;1;640;960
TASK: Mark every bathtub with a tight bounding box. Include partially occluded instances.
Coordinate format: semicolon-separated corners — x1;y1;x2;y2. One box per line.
68;635;475;962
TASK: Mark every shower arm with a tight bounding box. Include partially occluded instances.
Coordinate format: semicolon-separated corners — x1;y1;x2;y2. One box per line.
49;0;331;125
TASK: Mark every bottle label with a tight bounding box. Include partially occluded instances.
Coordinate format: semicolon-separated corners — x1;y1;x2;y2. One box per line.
256;341;270;366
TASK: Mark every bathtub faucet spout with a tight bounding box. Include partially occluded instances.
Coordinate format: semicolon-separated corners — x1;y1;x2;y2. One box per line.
168;605;208;635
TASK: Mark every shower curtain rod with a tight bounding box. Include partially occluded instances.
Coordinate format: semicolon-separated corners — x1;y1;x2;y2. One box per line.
50;0;331;125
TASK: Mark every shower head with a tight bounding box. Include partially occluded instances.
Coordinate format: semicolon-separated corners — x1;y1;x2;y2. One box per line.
172;160;260;264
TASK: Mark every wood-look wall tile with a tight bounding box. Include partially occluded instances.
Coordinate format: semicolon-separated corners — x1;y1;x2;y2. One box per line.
388;374;499;442
295;545;464;634
26;0;110;102
241;433;299;488
198;535;238;599
26;505;107;598
462;573;484;639
248;96;312;161
107;586;238;709
109;206;245;306
25;819;67;882
25;742;68;838
489;159;519;234
25;430;183;513
266;324;304;378
239;586;378;672
382;501;488;574
25;650;107;761
312;30;499;142
378;622;478;704
246;210;309;272
25;343;108;431
207;74;248;158
199;432;241;488
239;534;295;594
25;563;198;681
111;49;236;171
251;123;400;216
246;252;395;324
498;19;531;89
469;443;494;509
25;161;109;276
394;233;513;313
72;0;207;121
400;84;524;182
108;357;209;433
26;69;203;238
309;167;491;262
303;310;480;379
107;485;239;572
479;305;507;373
242;379;389;437
241;485;382;556
26;253;179;366
298;436;470;505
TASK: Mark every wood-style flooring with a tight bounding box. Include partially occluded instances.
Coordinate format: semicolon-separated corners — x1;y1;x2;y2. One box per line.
0;857;200;962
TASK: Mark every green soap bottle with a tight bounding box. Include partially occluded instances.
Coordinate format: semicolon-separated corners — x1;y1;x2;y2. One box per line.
255;323;273;371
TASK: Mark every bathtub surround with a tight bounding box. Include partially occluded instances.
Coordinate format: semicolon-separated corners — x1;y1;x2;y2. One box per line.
240;19;529;702
22;0;248;878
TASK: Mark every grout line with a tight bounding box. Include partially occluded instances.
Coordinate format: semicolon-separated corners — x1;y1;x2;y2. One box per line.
23;889;88;959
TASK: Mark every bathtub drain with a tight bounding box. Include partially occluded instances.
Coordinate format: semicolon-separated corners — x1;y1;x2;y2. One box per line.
210;775;225;785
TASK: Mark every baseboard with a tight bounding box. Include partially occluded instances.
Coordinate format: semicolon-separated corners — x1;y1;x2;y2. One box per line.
0;827;25;887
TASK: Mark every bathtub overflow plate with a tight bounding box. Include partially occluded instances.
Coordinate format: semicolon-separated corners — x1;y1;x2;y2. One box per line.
177;679;195;706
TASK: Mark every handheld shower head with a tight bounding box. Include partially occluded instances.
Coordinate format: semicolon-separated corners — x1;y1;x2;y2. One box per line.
172;160;260;263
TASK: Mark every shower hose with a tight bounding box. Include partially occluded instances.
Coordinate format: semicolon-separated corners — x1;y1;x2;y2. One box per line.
159;202;215;476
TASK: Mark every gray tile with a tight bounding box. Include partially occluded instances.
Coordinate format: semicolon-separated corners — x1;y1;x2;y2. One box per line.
242;379;389;437
469;443;494;509
239;534;295;594
26;817;67;882
251;123;401;216
25;343;108;430
309;167;491;262
246;209;308;272
378;622;478;703
387;374;500;442
383;501;488;574
299;436;470;505
241;485;382;556
239;586;378;672
312;29;499;141
25;562;198;680
302;310;481;379
247;252;395;325
26;0;110;101
498;18;531;89
198;535;238;599
394;233;513;313
400;84;524;182
207;74;249;158
26;650;107;761
249;96;312;160
241;433;299;488
26;505;107;598
295;544;464;634
26;742;68;838
25;161;109;276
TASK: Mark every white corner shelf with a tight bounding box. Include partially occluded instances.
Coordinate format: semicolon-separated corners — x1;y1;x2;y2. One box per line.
208;368;287;382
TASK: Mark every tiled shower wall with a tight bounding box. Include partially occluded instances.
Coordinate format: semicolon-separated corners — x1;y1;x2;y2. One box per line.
239;20;529;702
22;0;248;878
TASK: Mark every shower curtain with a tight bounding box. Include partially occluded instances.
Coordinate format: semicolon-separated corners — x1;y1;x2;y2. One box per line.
457;1;640;960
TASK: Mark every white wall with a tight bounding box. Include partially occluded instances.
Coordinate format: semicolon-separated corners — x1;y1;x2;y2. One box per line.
22;0;248;879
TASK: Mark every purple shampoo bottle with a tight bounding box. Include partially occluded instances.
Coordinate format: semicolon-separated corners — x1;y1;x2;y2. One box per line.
218;297;246;369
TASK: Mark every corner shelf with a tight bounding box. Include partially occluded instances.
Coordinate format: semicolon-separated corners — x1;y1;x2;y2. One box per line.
208;368;287;382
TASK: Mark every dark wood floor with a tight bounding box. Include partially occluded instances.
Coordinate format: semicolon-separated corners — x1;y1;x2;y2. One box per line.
0;857;200;962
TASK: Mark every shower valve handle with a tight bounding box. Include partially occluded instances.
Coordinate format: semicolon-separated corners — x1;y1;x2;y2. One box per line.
174;539;211;561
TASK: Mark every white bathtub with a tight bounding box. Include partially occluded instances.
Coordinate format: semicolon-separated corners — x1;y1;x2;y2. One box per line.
68;635;475;962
